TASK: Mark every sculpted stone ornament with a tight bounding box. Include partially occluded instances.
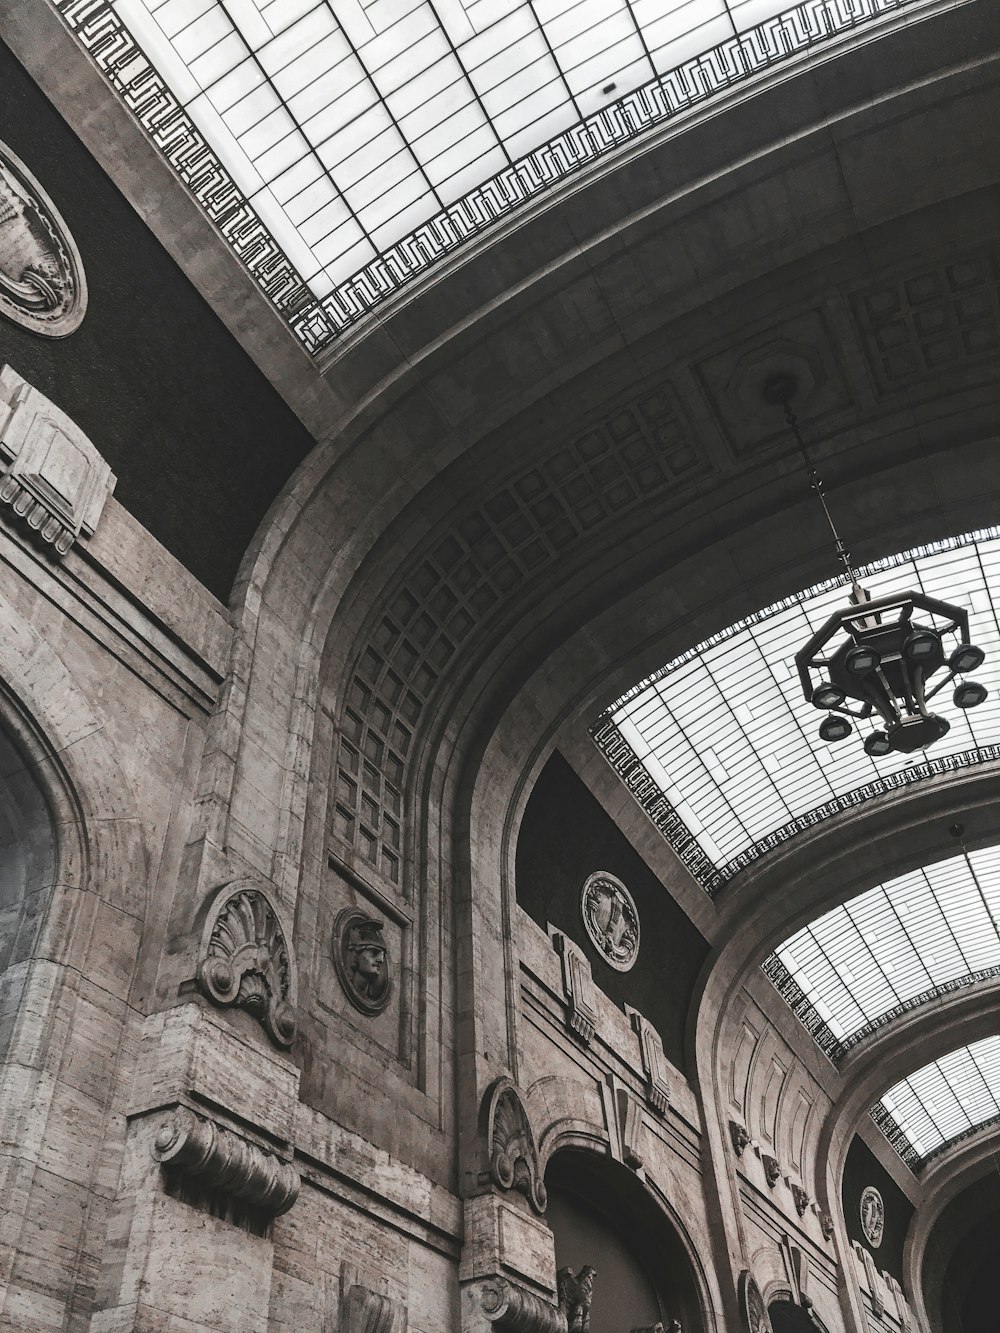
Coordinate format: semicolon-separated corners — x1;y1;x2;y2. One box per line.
333;908;392;1016
475;1278;568;1333
339;1263;406;1333
790;1183;810;1217
860;1185;884;1247
581;872;639;970
762;1153;781;1188
197;881;297;1047
729;1120;751;1157
152;1105;299;1218
739;1272;773;1333
819;1211;835;1241
557;1266;596;1333
0;142;86;336
482;1077;547;1213
0;365;115;555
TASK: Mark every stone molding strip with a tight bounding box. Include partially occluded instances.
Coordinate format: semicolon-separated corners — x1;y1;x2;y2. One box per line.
152;1105;299;1218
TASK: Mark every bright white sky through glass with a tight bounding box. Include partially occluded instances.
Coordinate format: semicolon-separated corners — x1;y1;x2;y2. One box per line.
114;0;796;298
878;1036;1000;1161
773;845;1000;1043
610;530;1000;877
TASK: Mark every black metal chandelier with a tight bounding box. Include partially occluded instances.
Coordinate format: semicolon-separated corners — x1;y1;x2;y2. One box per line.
764;375;988;757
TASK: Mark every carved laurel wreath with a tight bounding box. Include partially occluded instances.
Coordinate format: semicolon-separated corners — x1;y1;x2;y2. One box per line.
197;880;298;1048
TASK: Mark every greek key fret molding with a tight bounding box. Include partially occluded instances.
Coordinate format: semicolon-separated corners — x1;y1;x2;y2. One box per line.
196;880;298;1048
550;930;598;1046
0;365;115;555
152;1105;299;1223
337;1263;407;1333
482;1077;547;1214
625;1006;670;1116
473;1278;568;1333
53;0;921;352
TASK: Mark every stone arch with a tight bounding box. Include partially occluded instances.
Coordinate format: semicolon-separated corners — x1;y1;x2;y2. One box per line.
544;1145;716;1333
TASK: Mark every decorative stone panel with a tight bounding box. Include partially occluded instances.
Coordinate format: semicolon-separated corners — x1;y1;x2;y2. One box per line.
0;141;87;336
329;375;706;882
626;1006;670;1116
197;880;298;1047
549;929;598;1045
0;364;114;554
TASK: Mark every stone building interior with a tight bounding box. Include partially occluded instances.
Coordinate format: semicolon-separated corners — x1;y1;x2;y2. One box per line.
0;0;998;1329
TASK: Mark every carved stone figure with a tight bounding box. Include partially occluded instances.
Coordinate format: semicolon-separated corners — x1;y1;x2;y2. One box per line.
860;1185;884;1247
197;881;297;1047
0;141;86;335
580;872;639;971
729;1120;750;1156
762;1153;781;1188
333;907;392;1016
557;1266;596;1333
819;1211;835;1241
790;1183;809;1216
482;1077;547;1213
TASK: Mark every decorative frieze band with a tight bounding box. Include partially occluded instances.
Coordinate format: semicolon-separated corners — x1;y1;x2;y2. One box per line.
152;1105;299;1218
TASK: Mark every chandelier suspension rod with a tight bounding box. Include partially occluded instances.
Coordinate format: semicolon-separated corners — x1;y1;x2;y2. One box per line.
781;398;861;593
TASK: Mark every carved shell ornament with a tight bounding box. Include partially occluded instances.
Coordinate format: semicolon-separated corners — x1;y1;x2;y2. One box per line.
197;881;297;1047
860;1185;885;1248
0;141;86;336
580;871;639;971
739;1272;773;1333
482;1076;547;1213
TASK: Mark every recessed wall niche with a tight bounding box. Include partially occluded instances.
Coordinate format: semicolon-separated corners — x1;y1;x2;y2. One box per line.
314;859;412;1067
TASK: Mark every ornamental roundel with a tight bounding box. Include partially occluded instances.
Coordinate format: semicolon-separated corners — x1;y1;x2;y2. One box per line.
860;1185;885;1248
0;140;87;337
580;871;639;971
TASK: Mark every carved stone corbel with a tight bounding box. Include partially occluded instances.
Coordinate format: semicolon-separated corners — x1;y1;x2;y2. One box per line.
152;1105;299;1217
473;1278;567;1333
339;1263;406;1333
615;1086;645;1171
197;879;298;1047
549;929;598;1045
789;1183;809;1217
729;1120;750;1157
762;1153;781;1188
818;1211;835;1241
625;1006;670;1116
482;1077;547;1213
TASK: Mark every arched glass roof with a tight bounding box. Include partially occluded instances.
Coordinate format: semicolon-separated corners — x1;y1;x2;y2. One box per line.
764;845;1000;1062
54;0;917;350
873;1036;1000;1168
594;528;1000;895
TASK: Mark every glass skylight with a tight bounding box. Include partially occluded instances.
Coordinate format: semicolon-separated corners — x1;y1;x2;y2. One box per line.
595;528;1000;893
766;845;1000;1060
874;1036;1000;1167
55;0;918;349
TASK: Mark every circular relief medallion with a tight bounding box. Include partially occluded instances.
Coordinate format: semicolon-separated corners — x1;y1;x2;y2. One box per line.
860;1185;885;1248
332;907;392;1016
580;871;639;971
0;140;87;337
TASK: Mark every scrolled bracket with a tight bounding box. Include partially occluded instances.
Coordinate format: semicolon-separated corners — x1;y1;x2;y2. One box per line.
152;1105;299;1217
476;1278;568;1333
196;879;298;1047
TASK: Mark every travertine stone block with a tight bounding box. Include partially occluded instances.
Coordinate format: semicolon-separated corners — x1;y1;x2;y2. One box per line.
129;1004;299;1142
460;1193;558;1295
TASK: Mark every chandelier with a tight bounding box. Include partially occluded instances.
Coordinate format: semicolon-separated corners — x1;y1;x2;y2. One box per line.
764;375;988;757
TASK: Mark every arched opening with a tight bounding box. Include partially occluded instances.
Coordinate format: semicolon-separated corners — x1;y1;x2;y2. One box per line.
768;1298;827;1332
0;718;57;990
545;1150;703;1331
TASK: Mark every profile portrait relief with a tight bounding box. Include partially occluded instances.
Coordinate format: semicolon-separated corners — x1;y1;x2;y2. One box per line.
333;908;392;1016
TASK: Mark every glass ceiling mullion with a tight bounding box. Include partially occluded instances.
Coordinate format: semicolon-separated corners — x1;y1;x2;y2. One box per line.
621;0;658;78
186;1;375;254
425;0;514;168
524;0;585;123
319;0;446;213
881;875;947;988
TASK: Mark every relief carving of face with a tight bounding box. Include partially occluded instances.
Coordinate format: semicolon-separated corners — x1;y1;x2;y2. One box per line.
334;909;392;1015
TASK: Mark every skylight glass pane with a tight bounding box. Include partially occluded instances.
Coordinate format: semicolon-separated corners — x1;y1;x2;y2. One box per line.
876;1036;1000;1164
83;0;917;348
601;529;1000;891
770;845;1000;1054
